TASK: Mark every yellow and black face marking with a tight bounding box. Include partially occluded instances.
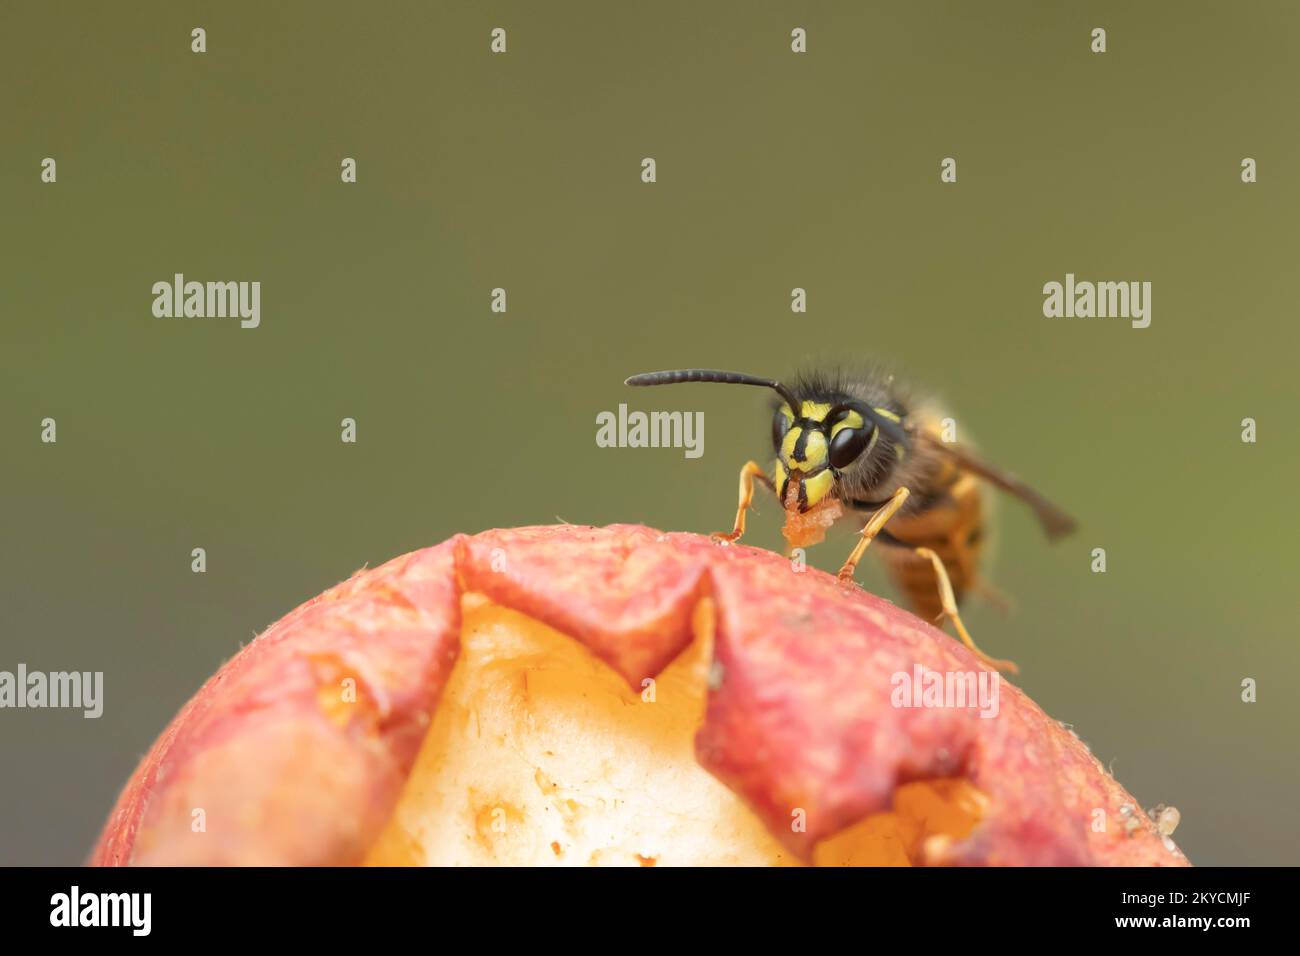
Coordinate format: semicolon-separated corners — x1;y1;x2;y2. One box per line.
623;367;1077;675
773;401;874;510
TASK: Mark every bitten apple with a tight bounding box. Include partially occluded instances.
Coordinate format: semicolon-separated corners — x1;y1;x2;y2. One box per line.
92;525;1188;867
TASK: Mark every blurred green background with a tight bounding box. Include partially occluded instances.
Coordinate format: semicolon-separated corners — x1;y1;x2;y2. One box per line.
2;1;1297;865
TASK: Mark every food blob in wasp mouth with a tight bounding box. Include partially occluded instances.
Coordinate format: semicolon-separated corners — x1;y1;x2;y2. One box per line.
780;478;844;550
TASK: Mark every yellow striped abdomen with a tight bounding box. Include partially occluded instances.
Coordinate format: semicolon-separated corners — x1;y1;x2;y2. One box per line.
879;470;985;623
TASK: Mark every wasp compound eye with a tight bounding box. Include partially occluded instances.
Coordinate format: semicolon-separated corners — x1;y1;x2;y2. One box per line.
771;408;791;451
829;425;873;469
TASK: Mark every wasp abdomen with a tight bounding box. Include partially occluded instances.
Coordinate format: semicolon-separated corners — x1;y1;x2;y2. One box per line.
880;471;985;622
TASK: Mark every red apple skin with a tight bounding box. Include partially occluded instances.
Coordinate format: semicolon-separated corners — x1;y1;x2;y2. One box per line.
91;525;1189;867
92;541;462;866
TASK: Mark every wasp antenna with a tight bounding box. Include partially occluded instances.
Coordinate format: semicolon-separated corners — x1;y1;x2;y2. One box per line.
624;368;802;415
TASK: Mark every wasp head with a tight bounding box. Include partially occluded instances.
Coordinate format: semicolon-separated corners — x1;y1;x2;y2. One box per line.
773;401;881;512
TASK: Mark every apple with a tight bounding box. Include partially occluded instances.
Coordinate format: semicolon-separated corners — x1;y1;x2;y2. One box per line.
92;524;1188;867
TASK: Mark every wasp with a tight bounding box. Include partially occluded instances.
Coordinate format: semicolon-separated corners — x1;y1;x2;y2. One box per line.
624;367;1077;673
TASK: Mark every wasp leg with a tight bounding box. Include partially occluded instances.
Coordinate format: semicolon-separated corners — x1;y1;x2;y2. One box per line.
711;460;775;544
837;487;911;582
915;547;1019;675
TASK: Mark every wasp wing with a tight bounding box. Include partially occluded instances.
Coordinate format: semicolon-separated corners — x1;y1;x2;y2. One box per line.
915;431;1077;540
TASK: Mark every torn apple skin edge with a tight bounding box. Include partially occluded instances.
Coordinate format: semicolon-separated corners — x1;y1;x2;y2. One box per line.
92;524;1188;867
